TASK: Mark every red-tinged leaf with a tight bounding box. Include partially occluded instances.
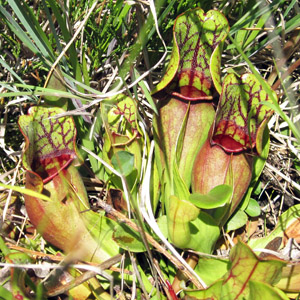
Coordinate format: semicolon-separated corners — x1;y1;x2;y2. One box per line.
152;8;229;100
185;241;286;300
18;107;119;263
192;139;252;225
102;94;143;180
18;106;79;183
221;241;285;299
6;252;32;300
185;280;223;300
212;73;275;153
157;98;215;187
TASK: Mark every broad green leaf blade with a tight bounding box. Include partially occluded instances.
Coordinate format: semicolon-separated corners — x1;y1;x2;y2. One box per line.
186;241;286;300
0;286;13;300
113;223;147;253
189;184;232;209
245;198;261;217
225;209;248;232
111;151;135;177
168;195;199;249
249;281;290;300
152;8;229;100
222;241;285;299
187;211;220;253
212;73;274;153
194;257;229;286
186;280;223;300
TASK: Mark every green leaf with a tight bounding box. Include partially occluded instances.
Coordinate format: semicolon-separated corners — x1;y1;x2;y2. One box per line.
111;151;135;177
186;280;223;300
152;8;229;100
6;252;32;300
43;67;68;109
189;184;232;209
223;241;285;299
245;198;261;217
0;286;12;300
186;241;286;300
168;195;200;248
195;257;229;286
113;223;147;253
0;183;51;202
249;281;290;300
225;210;248;232
212;73;274;153
6;0;54;61
187;211;220;253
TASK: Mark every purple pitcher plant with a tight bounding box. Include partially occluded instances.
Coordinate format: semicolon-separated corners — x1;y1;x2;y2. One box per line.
152;8;275;251
18;106;119;263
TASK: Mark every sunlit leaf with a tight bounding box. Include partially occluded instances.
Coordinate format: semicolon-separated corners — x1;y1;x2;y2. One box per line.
152;8;229;100
186;241;285;300
18;106;79;183
113;223;147;253
212;73;274;153
276;262;300;293
168;195;199;249
245;198;261;217
189;184;232;209
249;281;290;300
225;209;248;232
18;107;119;263
111;151;135;176
187;211;220;253
194;257;229;287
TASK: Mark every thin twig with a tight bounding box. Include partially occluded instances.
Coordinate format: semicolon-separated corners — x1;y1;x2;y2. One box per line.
266;162;300;192
97;199;203;289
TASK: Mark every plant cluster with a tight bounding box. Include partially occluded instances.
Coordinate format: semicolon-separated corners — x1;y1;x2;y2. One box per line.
0;1;299;300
